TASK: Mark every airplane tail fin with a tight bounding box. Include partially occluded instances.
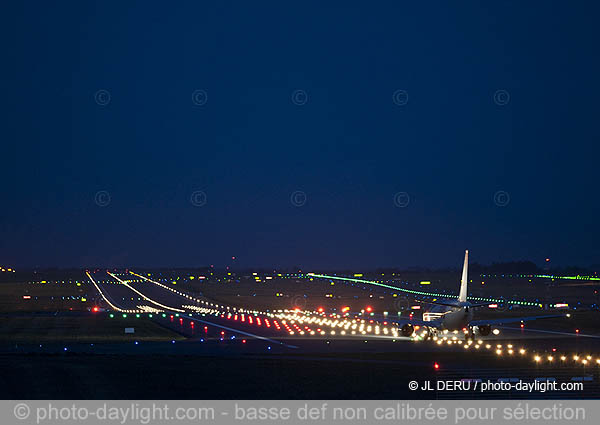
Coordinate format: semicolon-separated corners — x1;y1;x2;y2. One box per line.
458;250;469;302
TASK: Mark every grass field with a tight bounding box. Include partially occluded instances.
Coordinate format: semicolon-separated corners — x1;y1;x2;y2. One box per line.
0;281;97;312
0;315;184;342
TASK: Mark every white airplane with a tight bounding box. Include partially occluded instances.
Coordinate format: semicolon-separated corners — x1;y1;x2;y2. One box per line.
398;250;565;339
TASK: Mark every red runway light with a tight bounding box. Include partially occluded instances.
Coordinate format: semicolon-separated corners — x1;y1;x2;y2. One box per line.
317;307;324;313
92;306;99;312
242;339;247;344
576;329;580;334
520;323;524;328
365;306;372;313
434;362;440;370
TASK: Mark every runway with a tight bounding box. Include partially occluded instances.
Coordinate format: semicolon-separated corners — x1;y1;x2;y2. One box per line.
83;270;600;374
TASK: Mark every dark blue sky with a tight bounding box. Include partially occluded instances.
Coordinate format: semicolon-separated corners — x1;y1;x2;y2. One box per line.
1;1;599;269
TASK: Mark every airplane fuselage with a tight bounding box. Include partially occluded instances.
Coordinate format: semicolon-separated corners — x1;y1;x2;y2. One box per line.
439;306;473;330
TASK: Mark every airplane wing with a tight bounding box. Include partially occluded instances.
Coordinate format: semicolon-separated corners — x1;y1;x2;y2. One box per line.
468;302;501;308
417;299;495;308
391;317;442;327
470;314;567;326
416;299;459;308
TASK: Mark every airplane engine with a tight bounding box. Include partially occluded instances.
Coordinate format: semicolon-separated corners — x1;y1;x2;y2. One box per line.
474;324;491;336
401;323;414;337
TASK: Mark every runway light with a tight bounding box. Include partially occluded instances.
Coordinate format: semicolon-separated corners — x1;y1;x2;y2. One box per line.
434;362;440;370
365;306;373;313
534;355;541;362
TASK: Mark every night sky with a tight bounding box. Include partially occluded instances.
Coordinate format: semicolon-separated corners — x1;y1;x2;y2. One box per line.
1;1;599;269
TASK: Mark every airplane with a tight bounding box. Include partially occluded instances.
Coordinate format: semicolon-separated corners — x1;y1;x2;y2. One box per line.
397;250;566;339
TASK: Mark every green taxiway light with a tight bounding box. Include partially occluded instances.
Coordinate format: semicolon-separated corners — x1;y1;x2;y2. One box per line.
534;274;600;281
109;314;114;318
308;273;541;307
